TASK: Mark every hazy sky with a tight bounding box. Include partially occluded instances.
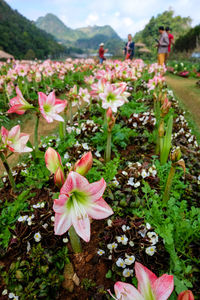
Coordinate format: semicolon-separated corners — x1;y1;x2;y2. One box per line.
5;0;200;38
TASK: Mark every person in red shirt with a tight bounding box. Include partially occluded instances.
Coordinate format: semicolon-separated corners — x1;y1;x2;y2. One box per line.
165;27;174;60
99;43;108;64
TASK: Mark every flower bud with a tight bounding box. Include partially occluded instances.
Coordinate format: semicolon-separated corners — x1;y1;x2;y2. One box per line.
178;290;194;300
161;97;171;117
170;147;181;162
54;167;65;188
45;147;63;174
73;151;93;176
106;107;115;132
158;120;165;137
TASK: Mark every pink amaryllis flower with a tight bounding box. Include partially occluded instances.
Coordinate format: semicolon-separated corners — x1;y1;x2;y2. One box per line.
109;262;174;300
7;86;33;115
53;171;113;242
99;82;129;113
38;91;67;123
1;125;32;153
78;87;91;104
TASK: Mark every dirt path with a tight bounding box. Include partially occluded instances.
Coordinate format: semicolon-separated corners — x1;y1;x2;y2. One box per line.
166;74;200;129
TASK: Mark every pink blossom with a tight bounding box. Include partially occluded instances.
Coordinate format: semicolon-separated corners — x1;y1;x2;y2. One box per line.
53;171;113;241
38;91;67;123
78;87;91;104
7;86;33;115
109;262;174;300
99;82;129;112
1;125;32;153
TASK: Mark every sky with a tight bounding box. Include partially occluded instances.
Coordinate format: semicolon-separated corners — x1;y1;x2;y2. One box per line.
4;0;200;38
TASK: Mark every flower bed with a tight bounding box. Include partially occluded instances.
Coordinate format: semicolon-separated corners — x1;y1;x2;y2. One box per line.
0;59;200;299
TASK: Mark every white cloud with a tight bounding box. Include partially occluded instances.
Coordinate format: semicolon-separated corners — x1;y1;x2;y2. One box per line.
85;13;99;26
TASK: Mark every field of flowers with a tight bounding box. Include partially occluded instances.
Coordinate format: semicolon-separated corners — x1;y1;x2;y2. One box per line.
0;58;200;300
167;61;200;78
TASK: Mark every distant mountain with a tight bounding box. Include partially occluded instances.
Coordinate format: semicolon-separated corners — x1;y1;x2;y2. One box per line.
35;14;123;55
0;0;67;59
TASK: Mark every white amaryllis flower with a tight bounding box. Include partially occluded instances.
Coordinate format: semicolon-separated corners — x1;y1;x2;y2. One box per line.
99;83;129;113
1;125;32;153
110;262;174;300
38;91;67;123
53;171;113;242
145;246;156;256
116;257;126;268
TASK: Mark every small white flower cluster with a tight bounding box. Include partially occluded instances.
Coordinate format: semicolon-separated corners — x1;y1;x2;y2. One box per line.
128;112;156;128
80;120;99;135
66;124;81;135
116;253;136;277
18;214;35;225
197;175;200;185
32;202;45;209
7;291;19;299
138;223;158;256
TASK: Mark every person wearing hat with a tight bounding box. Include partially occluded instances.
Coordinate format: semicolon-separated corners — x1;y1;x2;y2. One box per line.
99;43;108;64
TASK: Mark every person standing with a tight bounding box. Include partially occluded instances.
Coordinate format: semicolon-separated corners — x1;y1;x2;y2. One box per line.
99;43;108;64
124;34;135;60
157;26;169;65
165;26;174;60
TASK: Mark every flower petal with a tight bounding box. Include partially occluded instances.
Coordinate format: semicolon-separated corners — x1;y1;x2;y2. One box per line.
152;274;174;300
60;171;89;195
114;282;144;300
54;212;72;235
72;212;91;242
84;178;106;201
87;197;113;220
135;262;157;297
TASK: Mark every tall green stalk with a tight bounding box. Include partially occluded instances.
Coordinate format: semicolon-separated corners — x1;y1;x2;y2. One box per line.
0;152;16;191
106;130;112;162
163;164;176;203
69;100;73;125
34;113;40;152
69;226;82;253
59;122;64;140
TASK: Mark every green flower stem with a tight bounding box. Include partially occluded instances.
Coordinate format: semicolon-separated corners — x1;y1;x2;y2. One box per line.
0;152;16;191
106;130;112;162
59;122;64;140
34;113;40;152
63;108;68;137
163;164;176;203
69;226;82;253
69;100;73;125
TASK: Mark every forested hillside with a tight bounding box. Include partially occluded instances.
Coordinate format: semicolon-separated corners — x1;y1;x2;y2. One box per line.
134;10;192;51
174;24;200;52
0;0;67;59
